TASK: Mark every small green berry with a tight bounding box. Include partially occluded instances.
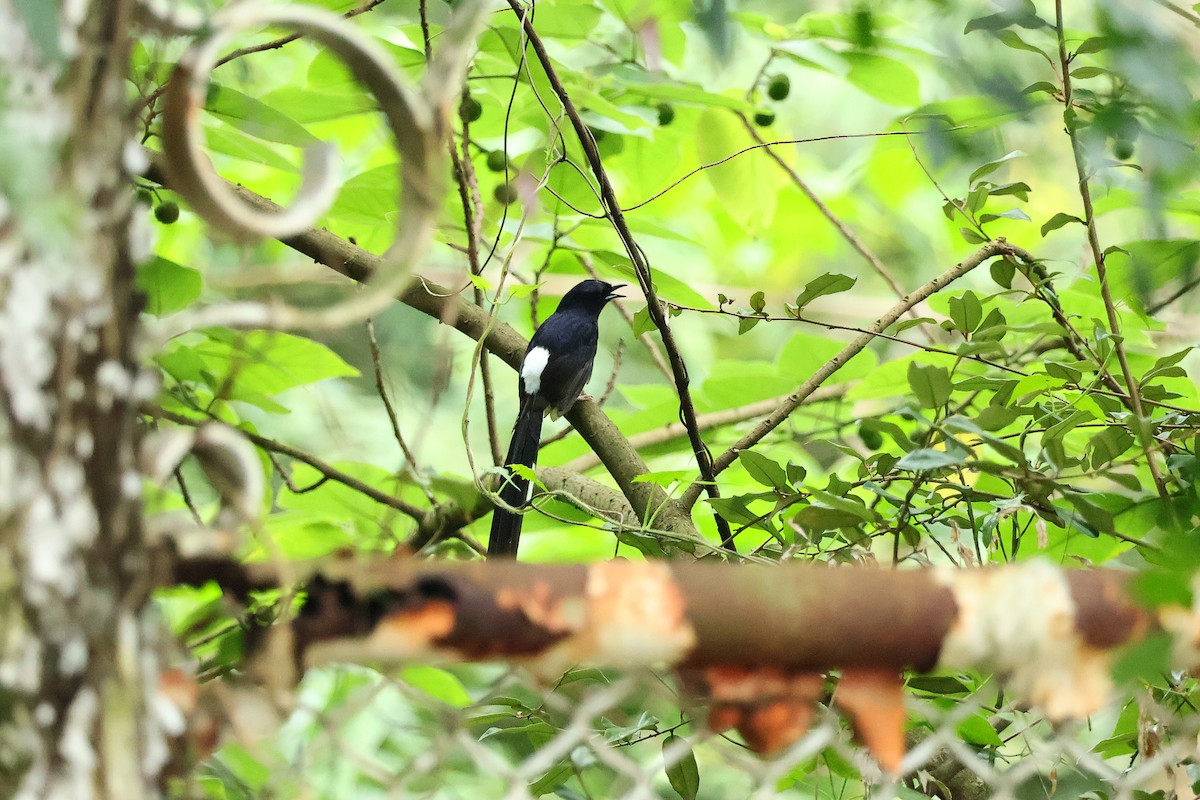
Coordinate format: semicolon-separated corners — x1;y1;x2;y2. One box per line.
154;201;180;224
1112;138;1135;161
753;109;776;127
460;96;483;123
766;73;791;101
135;188;154;206
858;425;883;450
485;150;508;172
493;182;518;205
656;102;675;126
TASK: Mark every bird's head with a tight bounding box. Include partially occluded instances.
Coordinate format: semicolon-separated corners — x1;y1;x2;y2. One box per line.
557;279;625;311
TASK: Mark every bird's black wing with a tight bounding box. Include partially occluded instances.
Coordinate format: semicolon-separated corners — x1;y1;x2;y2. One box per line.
526;313;599;414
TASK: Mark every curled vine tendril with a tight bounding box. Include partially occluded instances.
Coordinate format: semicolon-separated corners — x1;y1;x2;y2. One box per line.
155;0;488;338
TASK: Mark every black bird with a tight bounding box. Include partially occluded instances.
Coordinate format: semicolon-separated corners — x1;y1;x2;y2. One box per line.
487;279;623;558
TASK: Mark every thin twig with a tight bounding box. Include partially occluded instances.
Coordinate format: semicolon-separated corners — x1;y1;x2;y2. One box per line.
1054;1;1168;499
148;404;428;520
506;0;735;552
734;113;911;306
174;467;205;526
1149;0;1200;27
623;130;956;212
366;317;440;505
138;0;389;122
266;450;330;493
421;0;505;466
215;0;389;71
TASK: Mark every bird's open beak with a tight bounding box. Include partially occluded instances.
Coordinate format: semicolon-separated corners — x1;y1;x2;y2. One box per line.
607;284;626;301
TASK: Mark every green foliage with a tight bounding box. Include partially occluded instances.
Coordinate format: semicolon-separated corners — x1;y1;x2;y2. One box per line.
136;0;1200;796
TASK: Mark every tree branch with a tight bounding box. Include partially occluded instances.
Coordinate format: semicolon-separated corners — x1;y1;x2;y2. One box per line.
143;154;699;543
680;239;1027;510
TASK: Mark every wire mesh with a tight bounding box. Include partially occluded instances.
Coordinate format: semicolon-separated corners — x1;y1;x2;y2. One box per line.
190;663;1200;799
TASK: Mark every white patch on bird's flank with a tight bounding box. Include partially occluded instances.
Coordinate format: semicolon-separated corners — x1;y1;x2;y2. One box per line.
521;346;550;396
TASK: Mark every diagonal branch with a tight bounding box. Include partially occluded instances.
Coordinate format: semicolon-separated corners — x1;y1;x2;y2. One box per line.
504;0;734;552
679;239;1028;510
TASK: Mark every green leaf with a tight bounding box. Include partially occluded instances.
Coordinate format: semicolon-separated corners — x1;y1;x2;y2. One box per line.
602;711;658;743
795;273;857;310
842;52;920;106
529;764;572;796
807;488;876;522
739;450;790;491
1111;631;1173;684
907;362;952;408
399;666;473;707
979;208;1032;223
664;735;700;800
258;87;373;123
988;181;1032;200
947;291;983;334
990;258;1016;288
632;305;658;337
749;290;766;312
994;30;1048;59
137;257;202;316
957;712;1005;746
892;317;937;333
737;316;761;335
793;504;865;531
895;449;965;470
205;84;319;147
1022;80;1059;96
1075;36;1114;54
1040;212;1084;236
1088;427;1134;469
1070;66;1107;79
968;150;1026;185
975;405;1019;431
707;496;773;532
1044;361;1082;383
200;330;359;396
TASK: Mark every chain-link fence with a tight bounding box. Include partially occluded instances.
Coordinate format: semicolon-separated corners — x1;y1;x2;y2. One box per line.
192;661;1198;799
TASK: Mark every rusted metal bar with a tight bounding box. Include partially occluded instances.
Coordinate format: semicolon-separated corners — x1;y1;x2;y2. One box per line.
171;556;1174;765
179;557;1148;682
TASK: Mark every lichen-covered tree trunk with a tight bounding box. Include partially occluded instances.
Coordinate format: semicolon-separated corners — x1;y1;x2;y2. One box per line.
0;1;161;797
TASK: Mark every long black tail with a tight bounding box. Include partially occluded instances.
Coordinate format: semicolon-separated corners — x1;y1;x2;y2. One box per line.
487;401;544;558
